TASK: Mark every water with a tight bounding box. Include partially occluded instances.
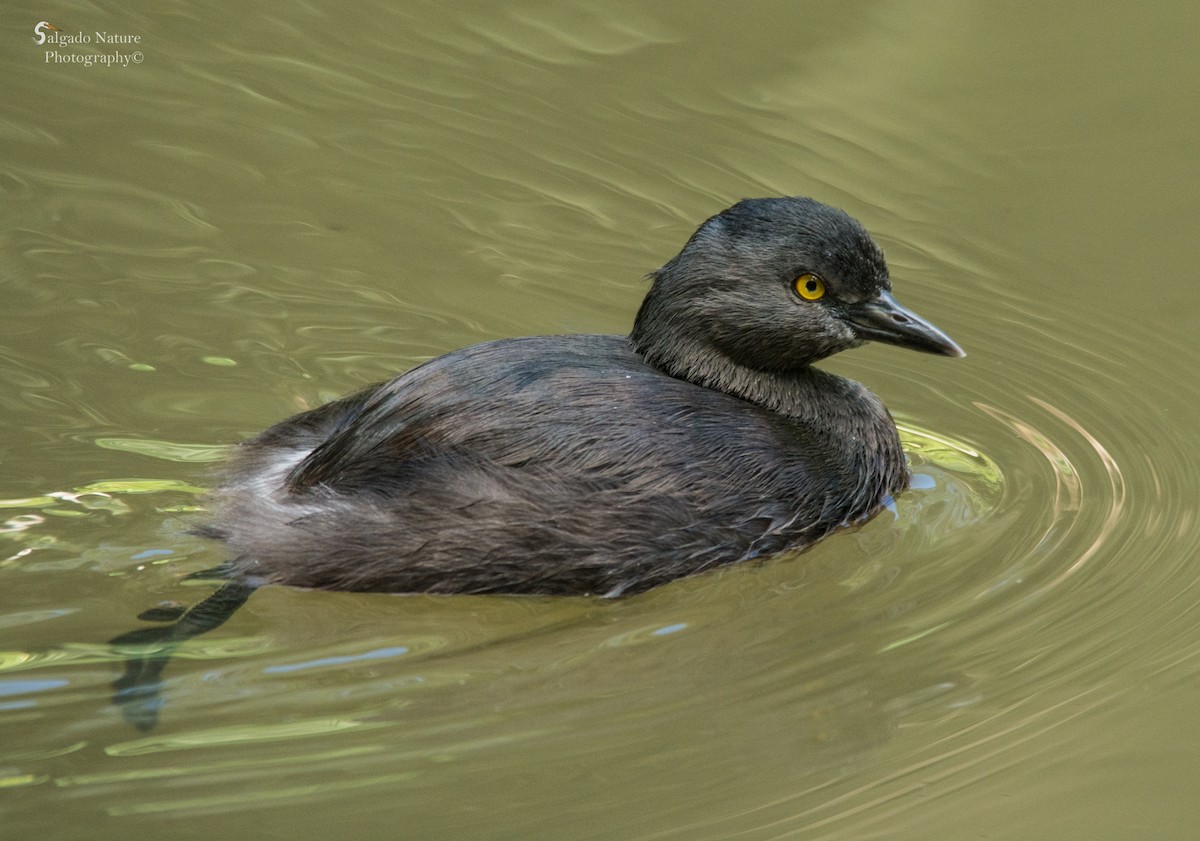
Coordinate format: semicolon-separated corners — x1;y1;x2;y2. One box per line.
4;2;1200;838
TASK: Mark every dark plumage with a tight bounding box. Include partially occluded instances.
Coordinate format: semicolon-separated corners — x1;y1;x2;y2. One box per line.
206;197;962;597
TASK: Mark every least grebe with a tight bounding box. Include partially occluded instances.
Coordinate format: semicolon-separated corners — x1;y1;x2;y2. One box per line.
207;197;962;597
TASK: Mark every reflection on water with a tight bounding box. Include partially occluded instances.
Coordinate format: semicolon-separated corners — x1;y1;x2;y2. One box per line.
3;0;1200;838
978;397;1127;589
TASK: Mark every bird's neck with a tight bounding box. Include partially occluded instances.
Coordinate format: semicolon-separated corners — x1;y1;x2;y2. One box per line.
627;331;907;490
629;329;825;418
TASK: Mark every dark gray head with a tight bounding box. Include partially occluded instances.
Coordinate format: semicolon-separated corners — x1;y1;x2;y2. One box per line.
630;197;963;379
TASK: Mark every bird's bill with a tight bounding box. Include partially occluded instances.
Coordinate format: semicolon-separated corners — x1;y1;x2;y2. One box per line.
844;290;965;357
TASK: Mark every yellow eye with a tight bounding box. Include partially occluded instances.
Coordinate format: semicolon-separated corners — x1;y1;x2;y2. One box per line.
794;273;826;301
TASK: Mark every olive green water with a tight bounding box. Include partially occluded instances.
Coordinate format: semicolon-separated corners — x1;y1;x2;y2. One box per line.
4;3;1199;838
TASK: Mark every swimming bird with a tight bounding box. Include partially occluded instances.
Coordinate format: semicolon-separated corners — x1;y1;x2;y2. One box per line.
204;197;962;597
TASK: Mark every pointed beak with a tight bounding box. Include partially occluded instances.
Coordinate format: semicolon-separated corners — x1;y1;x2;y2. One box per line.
844;289;965;357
